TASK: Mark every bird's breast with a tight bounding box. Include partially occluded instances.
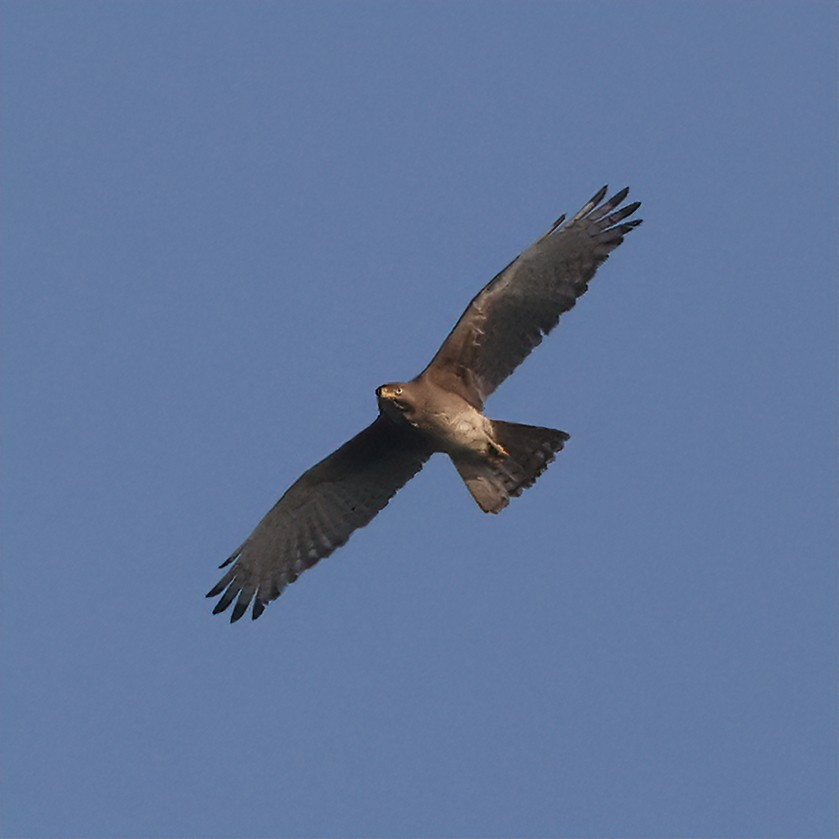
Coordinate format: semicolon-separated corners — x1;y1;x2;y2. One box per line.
415;405;493;456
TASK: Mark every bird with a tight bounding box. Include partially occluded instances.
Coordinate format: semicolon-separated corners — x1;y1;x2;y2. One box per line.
207;185;642;621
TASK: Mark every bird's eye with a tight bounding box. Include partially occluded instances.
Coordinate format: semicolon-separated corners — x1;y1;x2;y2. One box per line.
394;387;402;396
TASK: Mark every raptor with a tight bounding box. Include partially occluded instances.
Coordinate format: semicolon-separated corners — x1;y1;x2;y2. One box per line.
208;186;642;621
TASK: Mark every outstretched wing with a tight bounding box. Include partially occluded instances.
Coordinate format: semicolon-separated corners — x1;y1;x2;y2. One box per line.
207;416;432;621
421;186;642;407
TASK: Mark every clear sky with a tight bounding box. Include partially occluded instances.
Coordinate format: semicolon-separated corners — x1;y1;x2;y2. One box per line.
1;2;836;837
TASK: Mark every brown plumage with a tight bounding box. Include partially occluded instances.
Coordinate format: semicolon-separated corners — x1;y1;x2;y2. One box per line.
208;186;642;621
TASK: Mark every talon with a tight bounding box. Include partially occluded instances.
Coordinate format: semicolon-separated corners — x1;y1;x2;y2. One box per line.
490;441;509;458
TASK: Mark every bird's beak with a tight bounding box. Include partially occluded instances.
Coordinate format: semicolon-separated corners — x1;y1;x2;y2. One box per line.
377;386;393;399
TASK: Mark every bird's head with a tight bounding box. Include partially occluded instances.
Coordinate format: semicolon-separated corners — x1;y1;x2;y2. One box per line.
376;382;418;425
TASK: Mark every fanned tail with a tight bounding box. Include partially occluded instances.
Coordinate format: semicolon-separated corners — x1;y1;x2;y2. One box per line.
450;420;570;513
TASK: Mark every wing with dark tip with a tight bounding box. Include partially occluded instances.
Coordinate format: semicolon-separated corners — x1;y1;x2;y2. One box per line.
207;416;432;621
421;186;642;407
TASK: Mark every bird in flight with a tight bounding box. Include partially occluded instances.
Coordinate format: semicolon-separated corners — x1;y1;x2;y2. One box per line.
208;186;642;621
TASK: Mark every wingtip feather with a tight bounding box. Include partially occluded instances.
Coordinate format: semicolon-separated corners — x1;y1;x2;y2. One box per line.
219;540;248;568
612;185;630;204
212;599;230;615
572;185;609;222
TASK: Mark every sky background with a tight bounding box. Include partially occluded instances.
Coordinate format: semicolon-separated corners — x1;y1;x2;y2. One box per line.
1;2;837;837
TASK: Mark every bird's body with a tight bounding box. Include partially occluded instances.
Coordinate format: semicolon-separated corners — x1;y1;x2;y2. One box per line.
208;186;642;621
377;381;496;458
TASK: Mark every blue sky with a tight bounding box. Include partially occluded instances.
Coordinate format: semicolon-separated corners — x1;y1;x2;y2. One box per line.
1;2;836;837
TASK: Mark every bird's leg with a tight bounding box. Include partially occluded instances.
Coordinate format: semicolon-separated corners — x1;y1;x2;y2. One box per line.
488;439;509;458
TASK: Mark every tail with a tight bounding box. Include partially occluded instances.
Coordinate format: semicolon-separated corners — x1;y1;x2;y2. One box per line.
450;420;570;514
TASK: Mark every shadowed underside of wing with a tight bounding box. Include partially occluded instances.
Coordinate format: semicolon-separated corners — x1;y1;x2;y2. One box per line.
207;417;432;621
422;186;642;407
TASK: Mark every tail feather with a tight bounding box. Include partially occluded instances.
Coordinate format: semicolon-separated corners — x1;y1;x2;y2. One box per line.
451;420;570;513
